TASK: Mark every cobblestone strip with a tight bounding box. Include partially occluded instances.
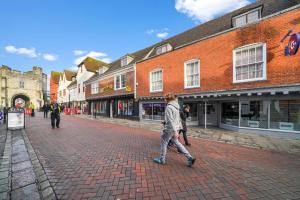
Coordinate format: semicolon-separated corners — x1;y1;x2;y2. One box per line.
0;130;11;200
22;130;57;200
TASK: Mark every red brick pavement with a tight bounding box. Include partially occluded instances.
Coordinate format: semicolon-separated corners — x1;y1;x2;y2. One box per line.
25;114;300;200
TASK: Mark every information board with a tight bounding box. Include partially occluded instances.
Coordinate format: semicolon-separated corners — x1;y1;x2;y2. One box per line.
7;111;25;130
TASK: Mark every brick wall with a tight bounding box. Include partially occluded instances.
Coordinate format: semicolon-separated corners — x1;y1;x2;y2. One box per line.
136;8;300;97
85;71;135;99
50;79;58;102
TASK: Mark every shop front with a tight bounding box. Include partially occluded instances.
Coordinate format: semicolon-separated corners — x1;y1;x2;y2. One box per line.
88;94;139;120
139;99;200;126
139;88;300;137
89;100;109;117
112;95;139;120
220;98;300;134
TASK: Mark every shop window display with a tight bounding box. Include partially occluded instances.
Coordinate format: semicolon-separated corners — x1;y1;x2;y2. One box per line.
270;100;300;131
240;100;268;129
221;102;239;126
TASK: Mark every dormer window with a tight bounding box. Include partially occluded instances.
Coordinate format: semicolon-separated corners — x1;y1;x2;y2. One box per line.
98;66;108;75
233;7;261;27
72;76;76;81
121;55;133;67
156;44;172;55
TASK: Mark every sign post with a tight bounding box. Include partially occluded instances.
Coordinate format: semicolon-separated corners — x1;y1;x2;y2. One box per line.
7;108;25;130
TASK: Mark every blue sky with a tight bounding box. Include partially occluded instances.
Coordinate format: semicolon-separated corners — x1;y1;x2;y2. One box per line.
0;0;256;74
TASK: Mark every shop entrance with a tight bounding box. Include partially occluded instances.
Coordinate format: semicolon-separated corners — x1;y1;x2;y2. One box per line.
199;102;219;126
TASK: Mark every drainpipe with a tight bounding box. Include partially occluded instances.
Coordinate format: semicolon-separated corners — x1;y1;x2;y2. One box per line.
134;64;137;100
4;77;8;107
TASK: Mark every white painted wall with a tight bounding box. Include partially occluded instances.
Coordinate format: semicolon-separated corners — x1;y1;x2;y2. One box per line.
74;64;95;102
57;73;72;103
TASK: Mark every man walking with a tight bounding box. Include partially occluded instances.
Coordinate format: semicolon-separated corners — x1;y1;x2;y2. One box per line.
180;105;191;146
153;93;196;167
42;103;49;118
50;102;61;129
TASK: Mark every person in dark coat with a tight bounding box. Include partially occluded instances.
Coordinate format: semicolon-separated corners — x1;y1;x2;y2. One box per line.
3;107;7;123
179;105;191;146
42;103;49;118
50;102;61;129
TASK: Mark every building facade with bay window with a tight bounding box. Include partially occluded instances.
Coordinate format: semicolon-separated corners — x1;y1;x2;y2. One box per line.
136;0;300;137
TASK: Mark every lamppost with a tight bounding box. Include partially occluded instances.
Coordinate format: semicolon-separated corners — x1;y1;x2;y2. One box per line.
68;92;70;108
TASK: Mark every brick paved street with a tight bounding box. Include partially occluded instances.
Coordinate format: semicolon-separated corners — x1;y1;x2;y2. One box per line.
24;114;300;200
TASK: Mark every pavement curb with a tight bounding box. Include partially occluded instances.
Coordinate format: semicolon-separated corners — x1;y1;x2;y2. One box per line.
0;130;12;200
22;130;57;200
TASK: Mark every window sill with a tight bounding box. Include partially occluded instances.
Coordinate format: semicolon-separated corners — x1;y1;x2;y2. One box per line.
233;78;267;84
115;87;126;91
184;85;200;89
150;90;163;93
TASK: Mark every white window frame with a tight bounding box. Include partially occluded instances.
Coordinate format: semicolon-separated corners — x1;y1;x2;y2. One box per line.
150;69;163;93
156;44;172;55
184;59;200;89
121;58;128;67
232;7;261;27
114;74;126;90
233;43;267;83
91;82;99;94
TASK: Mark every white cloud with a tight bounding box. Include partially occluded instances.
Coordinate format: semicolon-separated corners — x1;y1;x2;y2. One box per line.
175;0;251;23
73;50;87;56
146;29;155;35
4;45;59;62
43;53;58;61
156;32;169;39
5;45;38;58
101;58;112;63
74;51;110;65
146;28;170;39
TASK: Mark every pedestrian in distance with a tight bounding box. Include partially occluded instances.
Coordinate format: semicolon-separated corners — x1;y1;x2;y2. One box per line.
3;106;7;123
179;105;191;146
50;102;61;129
42;103;49;118
29;102;35;117
153;93;196;167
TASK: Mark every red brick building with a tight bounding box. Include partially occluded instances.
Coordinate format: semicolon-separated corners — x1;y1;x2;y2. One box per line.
136;0;300;135
50;71;61;103
85;49;150;120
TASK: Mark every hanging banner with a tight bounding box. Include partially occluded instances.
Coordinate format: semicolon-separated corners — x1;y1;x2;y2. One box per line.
7;109;25;130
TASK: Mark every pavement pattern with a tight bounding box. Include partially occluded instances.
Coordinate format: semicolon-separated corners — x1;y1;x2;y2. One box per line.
76;115;300;154
24;114;300;200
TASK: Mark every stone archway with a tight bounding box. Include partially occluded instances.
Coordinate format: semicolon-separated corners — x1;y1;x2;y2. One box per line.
11;94;30;108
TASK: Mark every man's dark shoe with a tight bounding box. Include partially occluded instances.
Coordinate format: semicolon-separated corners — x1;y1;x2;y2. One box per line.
187;157;196;167
186;143;191;146
56;126;60;128
52;126;55;129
